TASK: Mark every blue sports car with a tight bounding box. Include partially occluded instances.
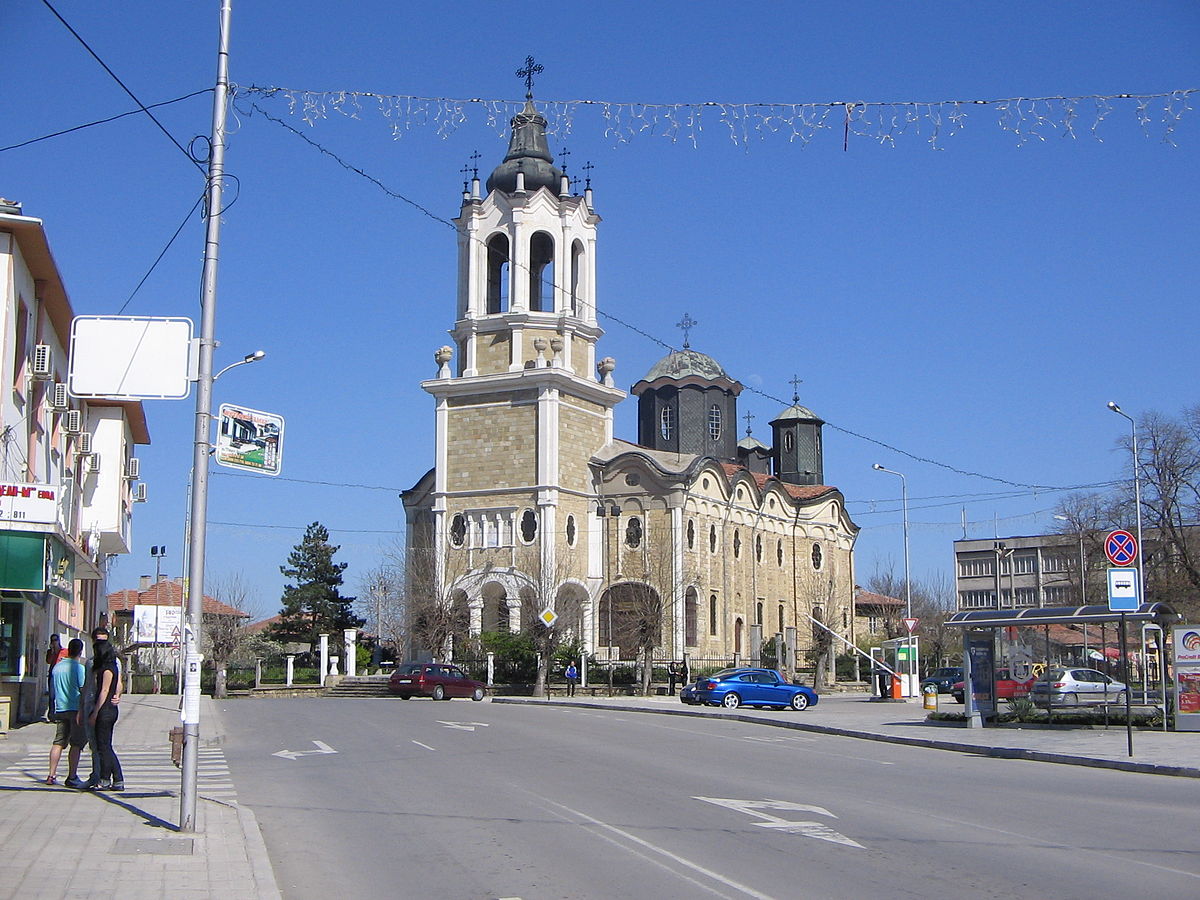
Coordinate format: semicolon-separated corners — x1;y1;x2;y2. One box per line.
680;667;819;711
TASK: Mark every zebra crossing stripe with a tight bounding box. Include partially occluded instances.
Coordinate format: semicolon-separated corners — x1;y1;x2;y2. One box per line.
0;747;237;800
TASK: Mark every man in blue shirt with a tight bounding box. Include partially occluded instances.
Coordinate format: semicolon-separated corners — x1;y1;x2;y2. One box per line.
46;638;87;787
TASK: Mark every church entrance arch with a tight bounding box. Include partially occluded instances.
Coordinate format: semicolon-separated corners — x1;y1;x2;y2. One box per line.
598;581;662;659
480;580;511;633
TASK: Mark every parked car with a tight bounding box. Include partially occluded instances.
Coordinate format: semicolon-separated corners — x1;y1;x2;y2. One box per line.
1028;668;1127;706
951;669;1035;704
920;667;963;694
680;668;819;710
388;663;486;700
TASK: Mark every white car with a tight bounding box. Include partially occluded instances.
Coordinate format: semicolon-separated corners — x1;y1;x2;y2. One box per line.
1028;667;1127;706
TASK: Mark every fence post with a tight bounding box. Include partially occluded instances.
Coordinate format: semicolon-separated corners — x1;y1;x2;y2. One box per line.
254;658;263;689
581;653;588;689
285;655;295;686
486;651;494;687
319;634;330;686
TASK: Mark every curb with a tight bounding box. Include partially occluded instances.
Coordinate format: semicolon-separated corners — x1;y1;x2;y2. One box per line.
237;803;283;899
492;697;1200;779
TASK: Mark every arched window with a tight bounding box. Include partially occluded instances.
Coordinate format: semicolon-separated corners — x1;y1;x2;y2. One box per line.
685;588;698;646
755;601;764;625
529;231;555;312
448;514;466;548
733;530;741;558
566;514;576;547
486;234;509;314
625;516;642;548
686;518;695;550
519;509;538;544
660;404;674;440
755;534;762;563
570;240;585;315
777;540;784;567
811;542;823;571
778;603;785;633
734;617;744;655
709;594;718;636
708;404;722;441
783;431;794;452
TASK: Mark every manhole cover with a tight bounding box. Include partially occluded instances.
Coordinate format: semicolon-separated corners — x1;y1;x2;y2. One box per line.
112;838;195;856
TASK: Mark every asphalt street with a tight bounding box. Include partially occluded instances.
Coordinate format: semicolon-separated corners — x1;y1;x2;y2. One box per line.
219;697;1200;900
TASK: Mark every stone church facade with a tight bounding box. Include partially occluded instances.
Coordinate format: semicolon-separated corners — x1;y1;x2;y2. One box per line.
402;94;859;672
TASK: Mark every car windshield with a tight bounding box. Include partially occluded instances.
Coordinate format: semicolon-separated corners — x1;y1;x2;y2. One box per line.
396;664;423;675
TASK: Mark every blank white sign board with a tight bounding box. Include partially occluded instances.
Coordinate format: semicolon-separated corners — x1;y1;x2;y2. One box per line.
68;316;193;400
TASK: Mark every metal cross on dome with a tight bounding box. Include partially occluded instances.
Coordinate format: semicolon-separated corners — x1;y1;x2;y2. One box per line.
468;149;481;179
677;312;698;349
744;410;755;435
789;374;803;403
517;55;543;98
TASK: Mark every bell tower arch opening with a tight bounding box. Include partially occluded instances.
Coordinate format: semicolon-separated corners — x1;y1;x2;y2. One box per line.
529;231;555;312
486;233;510;314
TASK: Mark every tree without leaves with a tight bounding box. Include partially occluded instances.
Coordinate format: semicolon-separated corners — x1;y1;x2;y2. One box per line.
357;561;406;667
271;522;362;654
203;572;255;698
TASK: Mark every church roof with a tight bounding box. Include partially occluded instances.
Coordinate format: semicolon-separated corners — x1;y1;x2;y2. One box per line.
631;347;742;395
486;99;564;195
737;434;770;452
772;401;823;424
718;463;837;502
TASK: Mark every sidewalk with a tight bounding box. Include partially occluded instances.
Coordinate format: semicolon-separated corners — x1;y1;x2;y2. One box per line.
0;694;279;899
495;691;1200;778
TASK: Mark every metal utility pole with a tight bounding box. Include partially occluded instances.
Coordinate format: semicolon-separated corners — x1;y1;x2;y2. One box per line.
180;0;232;833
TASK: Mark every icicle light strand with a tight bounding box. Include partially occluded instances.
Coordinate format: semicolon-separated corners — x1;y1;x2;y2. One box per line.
237;85;1195;149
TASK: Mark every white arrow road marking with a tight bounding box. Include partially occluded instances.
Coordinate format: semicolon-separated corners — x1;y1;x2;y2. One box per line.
437;721;490;731
694;797;864;849
272;740;338;761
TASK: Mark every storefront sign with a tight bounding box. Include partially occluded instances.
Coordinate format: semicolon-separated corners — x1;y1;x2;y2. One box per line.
0;483;58;525
1172;626;1200;732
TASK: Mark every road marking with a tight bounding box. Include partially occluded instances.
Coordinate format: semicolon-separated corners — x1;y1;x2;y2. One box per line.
411;741;437;751
272;740;337;761
437;721;490;731
694;797;865;850
537;796;776;900
1;747;236;800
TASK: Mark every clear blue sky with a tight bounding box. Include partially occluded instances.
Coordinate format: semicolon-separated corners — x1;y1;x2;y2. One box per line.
5;1;1197;619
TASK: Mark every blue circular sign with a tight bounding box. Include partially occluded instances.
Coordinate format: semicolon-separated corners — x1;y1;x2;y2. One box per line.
1105;530;1138;567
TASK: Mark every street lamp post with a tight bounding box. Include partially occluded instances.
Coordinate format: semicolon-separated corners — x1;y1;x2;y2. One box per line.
1107;401;1140;759
873;464;912;696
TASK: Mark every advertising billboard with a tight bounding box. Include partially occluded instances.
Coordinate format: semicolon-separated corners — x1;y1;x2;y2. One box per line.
133;605;183;645
1174;626;1200;732
215;404;284;476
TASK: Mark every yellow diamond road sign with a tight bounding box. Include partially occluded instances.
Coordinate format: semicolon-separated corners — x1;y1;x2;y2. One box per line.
539;608;558;627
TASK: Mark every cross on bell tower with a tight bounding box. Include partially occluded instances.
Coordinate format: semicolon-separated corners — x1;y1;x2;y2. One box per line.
516;55;543;99
676;312;698;349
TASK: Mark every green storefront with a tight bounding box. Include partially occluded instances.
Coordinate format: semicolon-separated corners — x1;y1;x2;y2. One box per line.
0;530;49;722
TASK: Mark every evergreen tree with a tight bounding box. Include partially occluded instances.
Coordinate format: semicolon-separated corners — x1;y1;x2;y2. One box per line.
271;522;362;653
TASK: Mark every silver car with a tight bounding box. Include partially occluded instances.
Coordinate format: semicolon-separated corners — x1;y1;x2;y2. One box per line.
1029;667;1127;706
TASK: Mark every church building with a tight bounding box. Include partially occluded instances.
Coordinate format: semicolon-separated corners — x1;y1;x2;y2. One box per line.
402;84;859;675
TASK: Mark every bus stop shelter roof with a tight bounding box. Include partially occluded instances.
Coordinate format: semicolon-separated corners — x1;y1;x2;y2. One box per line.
946;603;1178;629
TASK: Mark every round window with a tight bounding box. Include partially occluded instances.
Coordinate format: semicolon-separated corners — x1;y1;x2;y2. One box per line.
520;509;538;544
449;514;466;548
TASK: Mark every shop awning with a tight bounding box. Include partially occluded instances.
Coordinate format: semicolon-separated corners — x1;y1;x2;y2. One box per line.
946;602;1178;629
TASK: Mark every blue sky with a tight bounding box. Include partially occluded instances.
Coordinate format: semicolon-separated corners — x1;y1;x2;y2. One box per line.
5;1;1197;619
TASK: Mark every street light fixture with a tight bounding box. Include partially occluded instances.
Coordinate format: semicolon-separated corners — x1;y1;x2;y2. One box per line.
214;349;266;381
872;464;912;695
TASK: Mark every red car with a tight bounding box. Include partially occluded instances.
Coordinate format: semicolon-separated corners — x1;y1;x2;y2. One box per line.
388;663;486;701
952;668;1034;704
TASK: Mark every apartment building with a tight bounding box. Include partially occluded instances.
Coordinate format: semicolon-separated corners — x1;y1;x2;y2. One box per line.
0;199;149;722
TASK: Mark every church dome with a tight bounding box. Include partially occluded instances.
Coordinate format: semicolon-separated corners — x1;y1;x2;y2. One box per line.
642;348;729;383
486;99;564;195
774;401;823;423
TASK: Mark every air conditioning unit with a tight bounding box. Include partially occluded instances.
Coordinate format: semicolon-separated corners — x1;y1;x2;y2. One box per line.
85;453;101;476
133;483;147;503
49;383;69;410
64;409;82;434
76;433;93;455
31;344;53;379
125;458;140;479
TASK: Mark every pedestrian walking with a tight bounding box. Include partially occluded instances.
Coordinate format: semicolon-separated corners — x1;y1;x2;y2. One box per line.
46;639;87;787
667;661;682;696
87;639;124;792
565;662;579;697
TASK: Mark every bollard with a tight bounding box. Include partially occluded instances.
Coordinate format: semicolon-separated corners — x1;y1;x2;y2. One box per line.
923;683;938;711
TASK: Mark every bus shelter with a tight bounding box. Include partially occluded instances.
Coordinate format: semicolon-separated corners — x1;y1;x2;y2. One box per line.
946;603;1178;727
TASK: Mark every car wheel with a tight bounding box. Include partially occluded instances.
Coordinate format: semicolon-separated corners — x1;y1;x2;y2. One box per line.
790;693;809;711
722;693;741;709
432;685;446;701
472;686;485;701
399;694;411;700
1061;692;1078;706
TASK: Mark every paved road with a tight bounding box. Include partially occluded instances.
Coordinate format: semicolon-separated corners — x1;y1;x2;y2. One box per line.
220;697;1200;900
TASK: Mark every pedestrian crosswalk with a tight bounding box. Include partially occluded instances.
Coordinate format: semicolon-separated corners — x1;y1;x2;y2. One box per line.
0;746;237;801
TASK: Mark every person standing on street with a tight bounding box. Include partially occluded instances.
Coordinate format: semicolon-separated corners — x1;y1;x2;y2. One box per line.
46;639;87;787
45;633;66;720
82;626;121;788
87;639;124;791
565;661;579;697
